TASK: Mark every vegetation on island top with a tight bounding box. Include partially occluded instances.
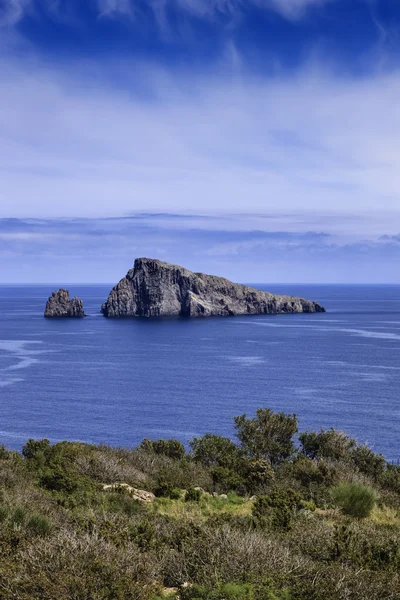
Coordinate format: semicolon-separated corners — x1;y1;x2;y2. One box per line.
0;408;399;599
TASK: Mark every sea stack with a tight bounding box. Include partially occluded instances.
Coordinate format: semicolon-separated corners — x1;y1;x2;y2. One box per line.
44;289;86;318
101;258;325;318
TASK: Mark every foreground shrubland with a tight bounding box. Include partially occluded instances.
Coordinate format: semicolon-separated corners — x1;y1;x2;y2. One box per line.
0;408;399;599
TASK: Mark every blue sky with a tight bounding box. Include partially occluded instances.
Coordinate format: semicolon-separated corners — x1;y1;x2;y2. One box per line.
1;0;400;283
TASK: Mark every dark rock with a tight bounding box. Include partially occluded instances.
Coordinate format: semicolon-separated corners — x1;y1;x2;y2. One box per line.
101;258;325;318
44;289;86;318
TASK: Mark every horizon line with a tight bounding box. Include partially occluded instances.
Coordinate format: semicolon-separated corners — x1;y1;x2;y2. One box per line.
1;282;400;287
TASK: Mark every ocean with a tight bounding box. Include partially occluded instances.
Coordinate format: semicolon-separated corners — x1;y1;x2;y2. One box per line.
0;284;399;460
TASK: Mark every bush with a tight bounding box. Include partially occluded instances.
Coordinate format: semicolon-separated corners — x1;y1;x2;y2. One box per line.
234;409;298;465
0;445;9;460
185;487;202;502
0;506;8;523
351;445;386;479
10;506;26;525
299;499;316;512
27;514;52;537
39;467;93;495
148;456;212;492
139;438;186;460
180;582;290;599
244;459;275;488
299;429;355;461
210;466;246;492
253;489;302;530
10;530;158;600
378;468;400;496
155;482;181;499
22;438;51;460
331;483;378;518
105;492;144;516
291;457;339;488
190;434;243;470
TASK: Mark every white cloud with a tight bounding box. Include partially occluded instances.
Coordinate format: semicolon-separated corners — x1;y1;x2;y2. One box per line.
1;56;400;239
263;0;331;20
97;0;134;18
0;0;30;26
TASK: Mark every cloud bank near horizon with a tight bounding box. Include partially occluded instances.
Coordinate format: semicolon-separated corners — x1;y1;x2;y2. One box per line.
1;215;400;284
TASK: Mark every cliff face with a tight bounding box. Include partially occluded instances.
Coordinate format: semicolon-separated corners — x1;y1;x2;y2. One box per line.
101;258;325;318
44;289;86;318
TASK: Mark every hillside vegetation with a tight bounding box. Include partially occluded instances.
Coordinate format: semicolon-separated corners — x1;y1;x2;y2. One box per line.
0;409;399;599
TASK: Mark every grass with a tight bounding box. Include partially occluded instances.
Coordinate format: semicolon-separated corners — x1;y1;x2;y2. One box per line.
151;492;254;520
370;505;399;526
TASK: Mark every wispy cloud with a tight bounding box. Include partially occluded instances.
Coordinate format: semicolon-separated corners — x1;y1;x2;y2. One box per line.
99;0;334;23
97;0;134;19
263;0;332;20
0;0;334;29
0;0;29;26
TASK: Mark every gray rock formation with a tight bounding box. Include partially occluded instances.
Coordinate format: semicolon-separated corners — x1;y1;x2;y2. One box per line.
44;289;86;318
101;258;325;318
102;484;155;503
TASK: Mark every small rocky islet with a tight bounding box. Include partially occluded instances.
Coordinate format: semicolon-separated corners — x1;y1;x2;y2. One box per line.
44;258;326;318
44;289;86;318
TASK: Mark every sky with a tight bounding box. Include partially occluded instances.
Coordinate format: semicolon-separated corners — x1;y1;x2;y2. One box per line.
1;0;400;283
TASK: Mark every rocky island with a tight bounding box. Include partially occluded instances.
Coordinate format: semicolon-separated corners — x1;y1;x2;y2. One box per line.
44;289;86;318
101;258;325;318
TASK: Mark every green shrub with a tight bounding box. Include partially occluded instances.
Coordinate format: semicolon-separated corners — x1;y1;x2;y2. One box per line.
253;489;302;530
299;429;356;461
131;519;157;551
106;493;144;517
378;466;400;494
39;467;93;495
27;514;52;537
0;445;9;460
190;434;243;469
331;483;378;518
185;487;202;502
22;438;51;460
291;457;338;488
180;582;291;600
155;459;213;492
155;482;181;499
10;506;26;525
299;499;316;512
244;459;275;488
139;438;186;460
210;466;246;491
234;409;298;465
0;506;8;522
361;536;400;571
351;445;386;479
331;523;355;560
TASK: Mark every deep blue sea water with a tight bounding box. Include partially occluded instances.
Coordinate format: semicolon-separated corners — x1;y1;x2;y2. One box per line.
0;284;399;460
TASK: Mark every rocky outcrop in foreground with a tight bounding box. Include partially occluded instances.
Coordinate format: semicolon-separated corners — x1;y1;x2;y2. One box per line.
44;289;86;318
102;483;155;503
101;258;325;318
